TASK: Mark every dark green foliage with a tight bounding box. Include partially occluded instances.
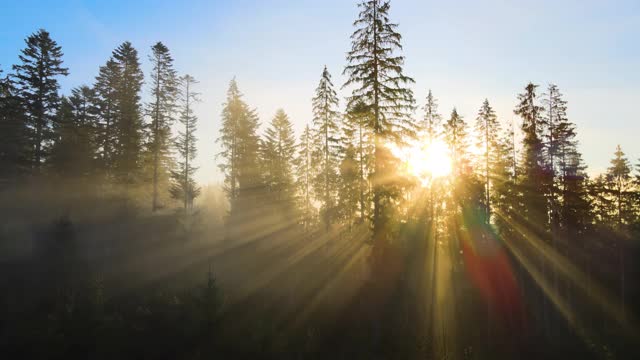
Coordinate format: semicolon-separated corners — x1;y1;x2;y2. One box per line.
12;29;69;169
111;42;144;185
50;86;98;177
0;68;29;180
93;58;120;175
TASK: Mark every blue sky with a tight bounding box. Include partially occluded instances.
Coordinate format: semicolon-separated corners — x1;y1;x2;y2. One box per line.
1;0;638;184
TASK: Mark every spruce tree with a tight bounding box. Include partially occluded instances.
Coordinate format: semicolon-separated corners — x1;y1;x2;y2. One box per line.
605;145;634;228
147;42;178;211
423;90;441;144
337;139;360;230
262;109;297;210
93;58;120;175
443;108;469;176
111;42;144;186
514;83;548;232
170;74;200;211
422;90;442;221
0;67;29;180
343;0;416;238
343;100;374;223
474;99;500;223
49;87;99;177
217;78;261;214
295;124;315;230
311;65;340;231
12;29;68;170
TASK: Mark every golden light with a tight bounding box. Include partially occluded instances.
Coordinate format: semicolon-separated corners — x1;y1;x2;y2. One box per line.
388;138;452;187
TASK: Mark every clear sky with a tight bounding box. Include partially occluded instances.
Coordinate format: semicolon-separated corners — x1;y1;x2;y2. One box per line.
1;0;638;184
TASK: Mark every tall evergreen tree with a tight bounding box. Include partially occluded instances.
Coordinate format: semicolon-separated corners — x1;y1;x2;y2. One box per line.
0;67;29;180
111;42;144;185
217;79;261;214
12;29;68;170
423;90;441;144
170;74;200;211
343;100;374;223
474;99;500;223
295;124;315;230
49;87;98;177
93;58;120;175
343;0;416;238
262;109;297;210
443;108;469;176
147;42;178;211
311;65;340;231
422;90;442;221
514;83;548;232
605;145;635;228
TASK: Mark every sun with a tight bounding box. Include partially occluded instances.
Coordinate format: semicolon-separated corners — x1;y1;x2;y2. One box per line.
388;138;452;187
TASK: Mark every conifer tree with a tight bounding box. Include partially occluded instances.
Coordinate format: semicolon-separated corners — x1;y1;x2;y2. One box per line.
170;75;200;211
217;79;261;214
93;58;120;175
50;87;98;177
0;67;29;179
443;108;469;176
147;42;178;211
12;29;68;170
423;90;441;144
111;42;144;185
474;99;500;223
422;90;442;221
343;100;374;223
337;140;360;230
311;66;340;231
262;109;297;210
343;0;416;238
295;124;315;230
514;83;548;232
605;145;634;228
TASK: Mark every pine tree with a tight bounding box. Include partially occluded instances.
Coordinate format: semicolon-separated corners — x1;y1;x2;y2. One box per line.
12;29;68;170
605;145;634;228
262;109;297;210
492;126;519;237
50;86;99;176
343;0;416;238
0;67;29;180
337;139;360;230
443;108;469;176
423;90;441;144
311;66;340;231
217;78;261;214
295;124;315;230
343;100;374;223
147;42;178;211
514;83;548;232
422;90;442;221
93;58;120;175
474;99;500;223
170;75;200;211
111;42;144;186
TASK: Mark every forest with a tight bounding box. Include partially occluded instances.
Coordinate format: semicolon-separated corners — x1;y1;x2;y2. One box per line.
1;0;639;359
